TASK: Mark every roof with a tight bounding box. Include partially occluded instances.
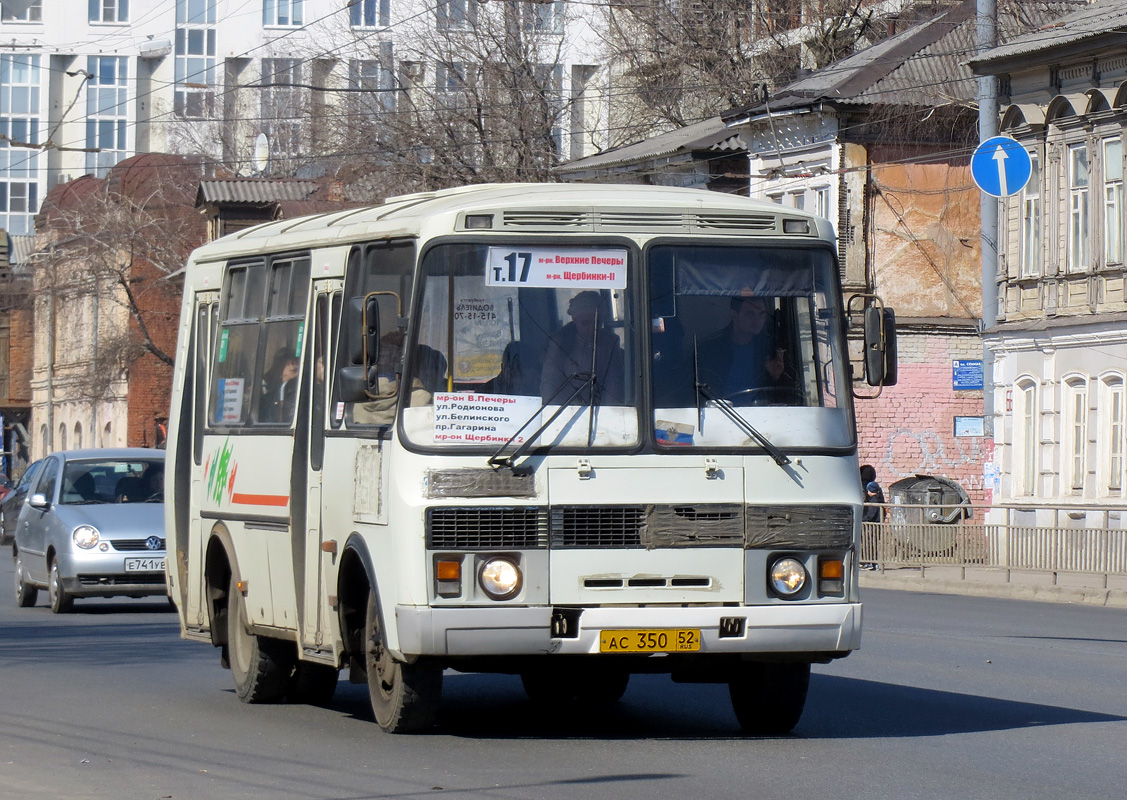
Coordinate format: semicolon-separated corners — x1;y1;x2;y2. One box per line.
50;448;165;461
558;117;745;175
730;0;1078;116
8;234;36;266
970;0;1127;71
197;179;319;205
188;182;834;263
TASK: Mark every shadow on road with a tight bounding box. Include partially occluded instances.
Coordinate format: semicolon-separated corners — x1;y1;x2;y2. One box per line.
328;670;1125;740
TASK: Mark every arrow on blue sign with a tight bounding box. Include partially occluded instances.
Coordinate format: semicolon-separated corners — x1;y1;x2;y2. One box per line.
971;136;1032;198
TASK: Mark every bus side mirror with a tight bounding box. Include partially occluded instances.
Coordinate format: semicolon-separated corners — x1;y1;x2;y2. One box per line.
864;306;898;386
337;365;372;402
347;296;381;367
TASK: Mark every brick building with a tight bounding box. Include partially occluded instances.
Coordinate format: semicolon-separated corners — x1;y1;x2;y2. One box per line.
31;153;208;457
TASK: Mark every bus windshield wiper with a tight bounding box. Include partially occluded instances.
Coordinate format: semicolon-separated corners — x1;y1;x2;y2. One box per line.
693;337;791;468
487;371;596;474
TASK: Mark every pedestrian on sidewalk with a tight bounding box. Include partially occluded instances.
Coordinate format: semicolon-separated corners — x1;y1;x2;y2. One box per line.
860;464;884;570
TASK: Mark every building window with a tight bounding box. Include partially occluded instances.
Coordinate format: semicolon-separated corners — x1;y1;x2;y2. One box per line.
349;44;395;117
85;56;129;177
813;186;830;220
261;59;304;158
59;424;67;452
263;0;302;26
1062;376;1088;493
1;1;41;21
788;190;805;210
522;0;562;32
1013;378;1038;497
350;0;389;27
1021;154;1041;277
175;0;217;119
74;422;82;450
89;0;128;23
0;54;42;236
1068;144;1089;271
1098;374;1125;495
768;194;783;205
436;0;475;29
1104;137;1123;264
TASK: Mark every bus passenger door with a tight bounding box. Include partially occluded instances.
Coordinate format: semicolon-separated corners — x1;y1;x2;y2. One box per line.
186;295;219;629
299;286;339;652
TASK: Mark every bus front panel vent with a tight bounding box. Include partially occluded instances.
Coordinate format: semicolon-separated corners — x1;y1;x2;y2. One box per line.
550;506;644;548
426;507;548;550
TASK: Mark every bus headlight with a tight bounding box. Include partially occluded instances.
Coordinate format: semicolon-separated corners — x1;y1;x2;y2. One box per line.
73;525;101;549
769;557;807;598
478;557;521;600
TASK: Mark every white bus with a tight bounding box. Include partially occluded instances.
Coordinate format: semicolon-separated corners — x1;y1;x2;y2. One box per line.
165;183;896;734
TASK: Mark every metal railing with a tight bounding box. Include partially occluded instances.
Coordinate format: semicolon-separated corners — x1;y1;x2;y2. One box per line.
859;503;1127;585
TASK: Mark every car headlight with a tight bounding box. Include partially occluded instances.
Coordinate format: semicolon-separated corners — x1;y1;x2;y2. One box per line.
73;525;101;549
769;556;807;598
478;557;521;600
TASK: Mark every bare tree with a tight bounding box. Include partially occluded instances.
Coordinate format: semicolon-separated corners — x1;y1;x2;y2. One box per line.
34;159;207;408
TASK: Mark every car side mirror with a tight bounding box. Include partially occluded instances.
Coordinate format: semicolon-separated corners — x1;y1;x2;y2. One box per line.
28;493;48;509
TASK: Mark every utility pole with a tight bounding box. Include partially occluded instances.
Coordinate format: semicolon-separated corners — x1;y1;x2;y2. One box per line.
977;0;998;438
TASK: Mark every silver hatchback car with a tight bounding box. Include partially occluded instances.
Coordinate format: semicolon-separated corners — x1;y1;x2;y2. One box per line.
13;448;166;613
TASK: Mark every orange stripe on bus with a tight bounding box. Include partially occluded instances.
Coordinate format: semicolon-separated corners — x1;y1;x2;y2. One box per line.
231;493;290;507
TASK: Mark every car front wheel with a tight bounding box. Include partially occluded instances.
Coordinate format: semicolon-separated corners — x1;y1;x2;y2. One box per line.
48;558;74;614
14;554;37;608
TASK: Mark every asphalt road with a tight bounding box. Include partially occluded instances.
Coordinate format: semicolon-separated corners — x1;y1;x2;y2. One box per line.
1;555;1125;800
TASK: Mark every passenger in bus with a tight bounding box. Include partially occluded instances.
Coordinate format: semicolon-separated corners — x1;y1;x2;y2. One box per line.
540;291;624;405
696;296;788;402
480;340;541;396
261;348;299;422
351;333;444;425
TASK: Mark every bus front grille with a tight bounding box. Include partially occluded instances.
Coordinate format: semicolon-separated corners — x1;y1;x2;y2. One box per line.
550;506;644;548
426;507;548;550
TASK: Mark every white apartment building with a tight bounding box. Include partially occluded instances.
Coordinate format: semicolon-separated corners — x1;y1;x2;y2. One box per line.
0;0;607;236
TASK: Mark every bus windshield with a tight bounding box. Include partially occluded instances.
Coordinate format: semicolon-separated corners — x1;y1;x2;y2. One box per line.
649;243;853;449
402;242;638;449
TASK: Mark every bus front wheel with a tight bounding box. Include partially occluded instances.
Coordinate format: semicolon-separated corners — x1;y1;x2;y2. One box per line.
227;575;292;703
365;590;441;733
728;661;810;736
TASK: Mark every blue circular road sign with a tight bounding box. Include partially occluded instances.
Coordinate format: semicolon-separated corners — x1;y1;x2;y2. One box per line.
971;136;1032;198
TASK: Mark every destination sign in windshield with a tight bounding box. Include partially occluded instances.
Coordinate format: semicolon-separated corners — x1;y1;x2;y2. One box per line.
485;246;627;289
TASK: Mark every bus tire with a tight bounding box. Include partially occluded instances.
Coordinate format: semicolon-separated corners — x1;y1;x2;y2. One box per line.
576;668;630;705
365;589;441;733
14;553;37;608
287;661;339;707
48;558;73;614
728;661;810;736
227;575;292;703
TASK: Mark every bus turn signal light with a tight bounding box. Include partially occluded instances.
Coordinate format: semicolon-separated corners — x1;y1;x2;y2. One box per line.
436;561;461;581
819;558;844;595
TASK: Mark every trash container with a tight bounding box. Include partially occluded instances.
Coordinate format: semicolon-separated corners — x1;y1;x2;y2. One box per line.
888;474;972;556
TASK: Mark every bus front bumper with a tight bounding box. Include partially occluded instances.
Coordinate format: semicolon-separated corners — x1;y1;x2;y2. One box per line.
394;602;862;658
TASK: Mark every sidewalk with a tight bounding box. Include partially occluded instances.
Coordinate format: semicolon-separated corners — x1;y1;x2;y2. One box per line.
859;564;1127;608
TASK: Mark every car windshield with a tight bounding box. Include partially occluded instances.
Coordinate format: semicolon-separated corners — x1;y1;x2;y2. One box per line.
61;459;164;505
648;244;854;449
400;242;637;449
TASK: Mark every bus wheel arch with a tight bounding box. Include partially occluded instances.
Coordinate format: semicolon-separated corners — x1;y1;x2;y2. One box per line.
337;534;374;682
203;524;235;658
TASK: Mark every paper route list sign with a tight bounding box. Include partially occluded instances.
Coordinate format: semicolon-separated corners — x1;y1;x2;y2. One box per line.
433;393;541;444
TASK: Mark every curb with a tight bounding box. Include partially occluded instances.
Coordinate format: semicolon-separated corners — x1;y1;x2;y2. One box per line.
859;571;1127;609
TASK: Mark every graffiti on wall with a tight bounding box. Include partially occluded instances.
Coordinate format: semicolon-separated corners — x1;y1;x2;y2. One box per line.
878;428;995;500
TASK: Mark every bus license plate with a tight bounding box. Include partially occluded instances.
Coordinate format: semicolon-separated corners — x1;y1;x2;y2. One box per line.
599;629;701;653
125;557;165;572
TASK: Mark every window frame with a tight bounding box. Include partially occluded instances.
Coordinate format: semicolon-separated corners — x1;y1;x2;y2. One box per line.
1013;377;1038;497
1104;137;1124;266
1061;374;1089;494
262;0;303;27
1097;373;1125;496
1021;153;1041;278
89;0;128;24
1;1;42;22
1068;143;1090;272
349;0;389;28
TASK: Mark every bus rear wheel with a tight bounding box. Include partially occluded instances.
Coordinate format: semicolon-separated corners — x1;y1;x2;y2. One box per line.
227;576;292;703
365;589;441;732
728;661;810;736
